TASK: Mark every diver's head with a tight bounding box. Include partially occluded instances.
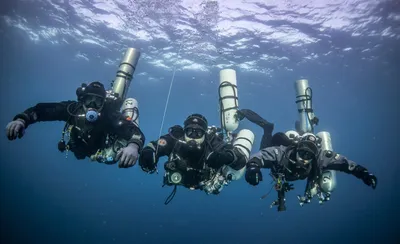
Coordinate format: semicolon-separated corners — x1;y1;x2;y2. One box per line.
76;81;106;122
293;134;319;169
183;113;208;147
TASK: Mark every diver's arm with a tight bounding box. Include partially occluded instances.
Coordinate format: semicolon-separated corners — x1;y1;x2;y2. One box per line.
247;146;284;169
206;145;240;170
146;133;177;159
12;101;77;128
322;151;377;188
206;136;248;170
117;121;146;151
138;132;177;173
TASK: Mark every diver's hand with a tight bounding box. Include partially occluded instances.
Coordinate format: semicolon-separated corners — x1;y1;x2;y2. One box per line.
206;150;234;169
245;164;263;186
116;143;139;168
6;119;26;140
282;183;294;192
363;173;377;189
138;145;157;173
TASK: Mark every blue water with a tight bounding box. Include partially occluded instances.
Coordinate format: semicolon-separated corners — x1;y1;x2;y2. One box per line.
1;1;399;243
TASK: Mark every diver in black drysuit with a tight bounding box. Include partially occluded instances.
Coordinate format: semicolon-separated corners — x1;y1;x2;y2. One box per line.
236;109;377;211
5;81;145;168
139;113;247;203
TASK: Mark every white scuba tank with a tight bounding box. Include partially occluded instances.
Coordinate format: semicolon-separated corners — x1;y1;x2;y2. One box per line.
316;131;337;193
295;79;315;134
222;129;255;181
121;98;139;127
219;69;239;133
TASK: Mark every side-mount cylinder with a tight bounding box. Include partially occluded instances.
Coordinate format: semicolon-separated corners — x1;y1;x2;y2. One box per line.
316;131;337;194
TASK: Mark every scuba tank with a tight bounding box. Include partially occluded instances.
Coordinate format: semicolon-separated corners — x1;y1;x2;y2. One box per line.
219;69;239;141
89;97;140;164
222;129;255;181
294;79;319;135
88;48;141;163
316;131;337;195
293;79;337;206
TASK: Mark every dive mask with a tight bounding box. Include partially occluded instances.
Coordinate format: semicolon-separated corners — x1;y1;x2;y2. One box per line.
82;94;105;122
185;127;205;139
82;94;105;109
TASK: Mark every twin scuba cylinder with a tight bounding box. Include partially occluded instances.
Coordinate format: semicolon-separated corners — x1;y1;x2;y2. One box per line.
294;79;337;204
219;69;239;139
295;79;319;134
164;69;255;192
218;69;255;181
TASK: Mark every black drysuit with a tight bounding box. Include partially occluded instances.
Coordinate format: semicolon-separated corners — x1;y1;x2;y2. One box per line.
12;100;145;160
247;145;377;188
139;125;246;190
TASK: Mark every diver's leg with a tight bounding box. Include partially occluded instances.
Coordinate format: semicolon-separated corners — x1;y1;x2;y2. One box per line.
238;109;274;131
237;109;274;150
259;128;273;150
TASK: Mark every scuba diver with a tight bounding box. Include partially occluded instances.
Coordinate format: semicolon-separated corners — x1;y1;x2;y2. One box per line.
244;133;377;211
5;81;145;168
138;113;249;204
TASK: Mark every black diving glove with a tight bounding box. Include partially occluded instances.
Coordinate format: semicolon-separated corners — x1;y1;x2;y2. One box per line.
206;150;235;169
139;145;157;173
282;183;294;192
245;159;263;186
6;119;26;140
363;173;377;189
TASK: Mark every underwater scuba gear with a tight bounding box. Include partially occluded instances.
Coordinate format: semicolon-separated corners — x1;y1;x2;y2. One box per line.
319;170;337;194
6;119;26;140
221;129;255;181
294;135;319;168
82;95;105;109
199;171;227;195
139;143;157;173
298;131;336;206
245;161;263;186
219;69;239;137
76;82;107;123
362;173;377;189
285;130;300;141
76;81;107;101
184;114;208;131
294;79;319;134
163;156;209;187
232;129;254;161
206;149;235;170
183;114;208;147
265;173;294;212
111;48;141;105
168;172;183;184
121;98;139;127
85;109;100;122
185;127;205;139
